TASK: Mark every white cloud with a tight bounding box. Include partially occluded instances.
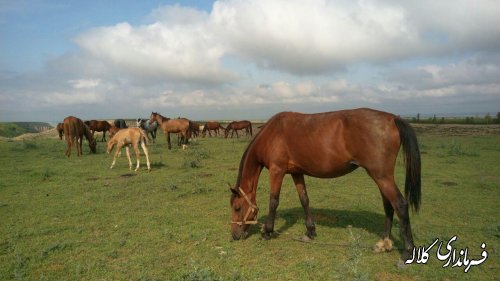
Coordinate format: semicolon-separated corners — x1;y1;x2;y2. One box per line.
2;0;500;121
74;8;237;84
68;79;100;89
41;91;99;106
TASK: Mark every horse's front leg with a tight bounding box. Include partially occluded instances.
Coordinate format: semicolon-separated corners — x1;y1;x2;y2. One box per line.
166;132;172;150
125;146;133;170
262;166;285;240
291;173;316;239
110;144;122;169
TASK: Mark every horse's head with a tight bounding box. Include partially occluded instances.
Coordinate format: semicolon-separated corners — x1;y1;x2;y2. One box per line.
229;186;259;240
89;138;97;153
106;139;116;154
149;112;157;123
109;126;119;138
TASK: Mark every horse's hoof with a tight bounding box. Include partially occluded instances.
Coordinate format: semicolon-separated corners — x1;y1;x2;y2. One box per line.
260;233;271;240
374;238;393;253
300;235;312;242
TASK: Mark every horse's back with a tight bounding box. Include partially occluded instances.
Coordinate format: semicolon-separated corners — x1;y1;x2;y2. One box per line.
63;116;84;139
253;108;401;177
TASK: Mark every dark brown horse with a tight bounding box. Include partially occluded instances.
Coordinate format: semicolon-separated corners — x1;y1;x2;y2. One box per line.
149;112;191;150
56;123;64;140
202;121;225;137
114;119;128;129
224;120;253;138
63;116;96;157
229;108;421;262
190;121;202;138
84;120;112;142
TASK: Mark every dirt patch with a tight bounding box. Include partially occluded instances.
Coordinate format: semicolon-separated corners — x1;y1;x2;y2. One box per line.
120;173;135;178
441;181;458;187
197;172;213;178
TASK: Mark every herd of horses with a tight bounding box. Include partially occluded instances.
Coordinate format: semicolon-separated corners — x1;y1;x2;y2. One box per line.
57;108;422;264
58;112;254;159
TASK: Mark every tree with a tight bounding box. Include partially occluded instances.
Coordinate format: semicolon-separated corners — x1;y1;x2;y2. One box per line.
484;113;491;124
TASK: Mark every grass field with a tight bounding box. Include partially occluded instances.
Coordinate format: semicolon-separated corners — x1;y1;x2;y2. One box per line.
0;126;499;280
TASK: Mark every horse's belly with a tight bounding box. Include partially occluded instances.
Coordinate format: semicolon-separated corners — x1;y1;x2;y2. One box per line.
287;159;358;178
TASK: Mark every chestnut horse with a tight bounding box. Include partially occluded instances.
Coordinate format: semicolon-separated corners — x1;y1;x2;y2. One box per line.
229;108;421;262
56;122;64;140
224;120;253;138
84;120;112;142
149;112;191;150
202;121;225;137
63;116;96;157
108;125;121;138
107;128;151;171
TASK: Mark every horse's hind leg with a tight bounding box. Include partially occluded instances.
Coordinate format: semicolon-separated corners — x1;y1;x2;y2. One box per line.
65;136;72;157
132;143;141;171
125;146;133;170
141;141;151;171
292;173;316;239
371;175;414;261
77;137;83;156
374;194;395;253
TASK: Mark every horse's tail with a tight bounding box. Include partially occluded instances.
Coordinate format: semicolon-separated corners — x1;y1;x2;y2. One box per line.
249;121;253;136
394;118;421;212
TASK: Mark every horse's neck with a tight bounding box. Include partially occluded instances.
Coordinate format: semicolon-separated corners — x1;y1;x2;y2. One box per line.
84;127;93;141
156;115;169;123
237;145;262;196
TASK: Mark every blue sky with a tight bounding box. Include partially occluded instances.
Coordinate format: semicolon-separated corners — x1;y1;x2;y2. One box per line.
1;0;499;122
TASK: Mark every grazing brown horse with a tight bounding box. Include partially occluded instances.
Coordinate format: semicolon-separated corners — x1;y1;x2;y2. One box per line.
108;125;121;138
107;128;151;171
149;112;191;150
56;123;64;140
229;108;421;262
202;121;225;137
63;116;96;157
189;121;202;139
84;120;112;141
224;120;253;138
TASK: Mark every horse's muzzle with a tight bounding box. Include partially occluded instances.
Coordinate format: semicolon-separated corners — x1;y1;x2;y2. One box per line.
231;230;248;241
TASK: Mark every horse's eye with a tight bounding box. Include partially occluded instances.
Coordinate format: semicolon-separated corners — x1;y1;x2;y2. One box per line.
235;207;241;212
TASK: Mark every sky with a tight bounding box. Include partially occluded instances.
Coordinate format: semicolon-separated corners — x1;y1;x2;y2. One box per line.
1;0;499;122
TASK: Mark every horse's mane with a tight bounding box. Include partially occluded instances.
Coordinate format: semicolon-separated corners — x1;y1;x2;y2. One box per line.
83;124;93;141
234;121;269;187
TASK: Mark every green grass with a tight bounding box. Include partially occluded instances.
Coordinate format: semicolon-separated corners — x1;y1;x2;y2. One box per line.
0;131;499;280
0;123;29;138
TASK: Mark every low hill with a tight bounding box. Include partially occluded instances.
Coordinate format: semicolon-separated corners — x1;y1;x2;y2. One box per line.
0;122;53;138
